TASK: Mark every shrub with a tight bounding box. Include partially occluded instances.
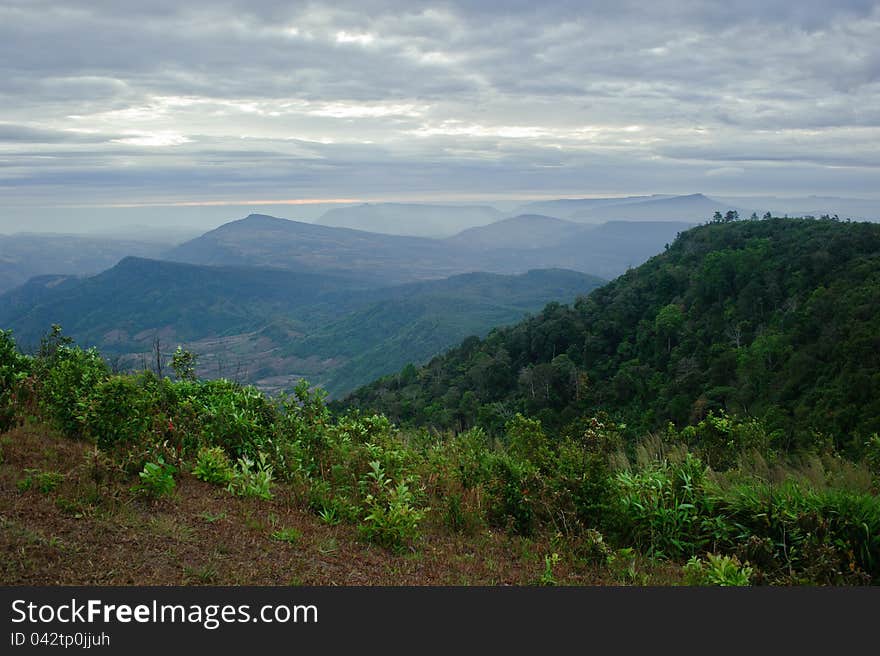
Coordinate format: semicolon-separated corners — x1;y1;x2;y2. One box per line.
37;343;108;437
549;438;612;533
684;553;752;586
83;374;154;451
193;446;234;485
612;453;723;559
195;380;277;460
134;458;176;498
227;455;274;500
358;460;427;552
171;346;198;381
486;452;539;536
680;410;777;471
0;330;31;432
506;413;552;470
719;481;880;583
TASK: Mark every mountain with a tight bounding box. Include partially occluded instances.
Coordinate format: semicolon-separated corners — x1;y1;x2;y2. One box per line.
164;213;473;286
513;195;672;219
0;233;174;293
342;217;880;452
448;216;693;279
0;257;602;397
164;212;688;284
317;202;504;237
445;214;585;250
569;193;749;223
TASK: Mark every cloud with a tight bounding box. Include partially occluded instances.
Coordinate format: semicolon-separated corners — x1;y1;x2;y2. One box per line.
1;0;879;228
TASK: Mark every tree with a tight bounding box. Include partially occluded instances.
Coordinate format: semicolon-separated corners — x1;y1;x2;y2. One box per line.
654;303;684;353
171;346;198;381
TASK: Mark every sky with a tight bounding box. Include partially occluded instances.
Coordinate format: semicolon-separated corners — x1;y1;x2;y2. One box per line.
2;0;880;232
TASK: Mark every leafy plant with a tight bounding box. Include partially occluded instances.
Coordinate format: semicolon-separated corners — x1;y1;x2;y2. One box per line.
0;329;31;432
359;460;427;552
134;458;177;498
684;553;752;586
540;552;561;585
193;446;234;485
227;455;273;499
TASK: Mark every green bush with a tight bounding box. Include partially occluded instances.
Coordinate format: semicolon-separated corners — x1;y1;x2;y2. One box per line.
83;374;154;451
719;481;880;583
486;452;539;536
134;458;176;498
193;446;234;485
684;553;752;586
227;455;274;499
37;343;108;437
358;461;426;552
195;380;277;460
612;453;723;559
549;438;612;533
505;414;552;470
680;410;778;471
0;330;31;432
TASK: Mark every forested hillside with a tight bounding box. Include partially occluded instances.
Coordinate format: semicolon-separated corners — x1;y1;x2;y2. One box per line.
343;217;880;454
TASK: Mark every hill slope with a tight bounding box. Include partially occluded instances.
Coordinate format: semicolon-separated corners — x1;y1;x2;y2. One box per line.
343;218;880;451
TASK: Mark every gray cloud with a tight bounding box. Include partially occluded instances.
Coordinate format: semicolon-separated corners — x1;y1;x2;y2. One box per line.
2;0;879;230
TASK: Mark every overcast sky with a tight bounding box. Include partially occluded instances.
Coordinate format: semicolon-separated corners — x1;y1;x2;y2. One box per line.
2;0;880;231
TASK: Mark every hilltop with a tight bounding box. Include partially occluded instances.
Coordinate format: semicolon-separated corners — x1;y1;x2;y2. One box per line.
343;217;880;452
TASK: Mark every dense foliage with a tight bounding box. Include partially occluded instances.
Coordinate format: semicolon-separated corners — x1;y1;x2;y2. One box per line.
343;218;880;456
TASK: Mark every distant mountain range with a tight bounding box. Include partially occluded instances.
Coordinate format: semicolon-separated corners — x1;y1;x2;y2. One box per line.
511;193;749;224
316;202;503;237
447;216;693;279
0;233;175;294
513;195;674;218
569;193;751;222
166;212;689;283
